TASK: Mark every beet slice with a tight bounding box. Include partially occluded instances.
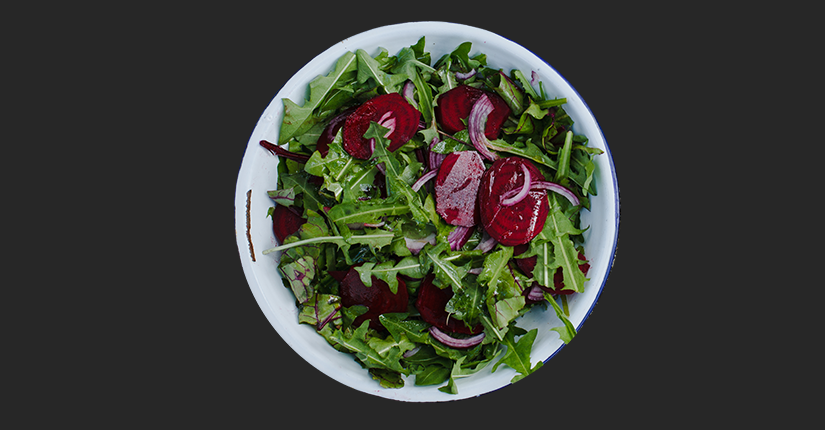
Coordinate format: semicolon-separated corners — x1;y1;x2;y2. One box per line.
477;157;549;246
339;266;408;331
517;251;590;298
316;106;356;157
271;204;306;243
435;151;485;227
342;93;421;159
415;274;482;335
435;85;511;140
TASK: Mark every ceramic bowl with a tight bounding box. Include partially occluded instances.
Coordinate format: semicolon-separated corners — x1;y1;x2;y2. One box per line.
234;21;619;402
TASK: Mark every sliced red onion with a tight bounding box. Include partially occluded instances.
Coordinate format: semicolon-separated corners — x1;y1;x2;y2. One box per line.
411;169;437;192
428;139;447;171
402;80;418;109
500;163;531;206
405;233;436;255
455;69;477;80
527;284;545;301
468;267;483;275
403;345;422;358
500;180;580;206
467;95;502;161
531;71;539;86
429;326;485;349
474;230;498;253
375;162;386;176
447;225;474;251
347;220;386;230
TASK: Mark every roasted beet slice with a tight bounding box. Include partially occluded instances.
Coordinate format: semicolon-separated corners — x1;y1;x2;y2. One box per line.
339;266;408;331
316;106;356;157
415;275;482;335
271;204;306;243
435;85;511;140
517;251;590;296
477;157;549;246
435;151;485;227
342;93;421;159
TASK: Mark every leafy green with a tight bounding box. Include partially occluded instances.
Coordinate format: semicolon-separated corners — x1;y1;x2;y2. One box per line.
330;321;411;375
492;326;543;383
279;52;357;144
356;48;408;94
545;292;576;344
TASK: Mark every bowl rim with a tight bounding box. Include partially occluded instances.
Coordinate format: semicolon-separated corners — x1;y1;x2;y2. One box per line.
234;21;620;402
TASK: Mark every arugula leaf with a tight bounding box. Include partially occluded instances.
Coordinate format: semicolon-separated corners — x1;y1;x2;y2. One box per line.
263;231;394;255
326;197;410;226
329;321;409;374
492;326;543;383
545;292;576;344
279;51;357;144
421;242;468;292
279;172;333;215
512;69;539;99
379;313;431;344
355;256;424;294
494;71;525;116
356;48;409;94
546;196;588;293
445;276;484;324
391;38;435;124
365;122;429;224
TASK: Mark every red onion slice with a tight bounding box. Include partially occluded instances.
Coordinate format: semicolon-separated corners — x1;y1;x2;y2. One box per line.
429;326;485;349
411;169;438;192
473;230;498;253
500;180;580;207
468;95;502;161
447;225;474;251
405;232;436;255
527;284;545;301
455;69;477;80
500;163;531;206
428;139;447;171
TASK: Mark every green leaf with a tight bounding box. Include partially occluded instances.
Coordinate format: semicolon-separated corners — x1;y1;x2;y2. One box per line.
555;131;574;185
545;292;576;344
330;321;409;374
356;256;424;294
279;255;315;304
477;246;514;289
369;368;405;389
365;122;429;223
298;293;342;330
546;196;588;293
445;277;484;324
512;69;539;99
379;313;431;344
492;326;543;383
326;198;410;225
392;41;435;124
422;243;468;292
356;48;408;94
266;188;296;207
279;51;357;144
495;71;525;116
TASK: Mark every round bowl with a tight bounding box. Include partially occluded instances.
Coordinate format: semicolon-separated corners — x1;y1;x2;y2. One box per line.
234;22;619;402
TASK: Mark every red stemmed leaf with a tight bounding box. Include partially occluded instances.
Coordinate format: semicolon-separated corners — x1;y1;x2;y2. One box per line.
435;151;485;227
415;274;482;335
435;85;510;140
342;93;421;159
339;266;408;331
477;157;549;246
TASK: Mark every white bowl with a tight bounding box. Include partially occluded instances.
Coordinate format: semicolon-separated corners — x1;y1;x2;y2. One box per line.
234;22;619;402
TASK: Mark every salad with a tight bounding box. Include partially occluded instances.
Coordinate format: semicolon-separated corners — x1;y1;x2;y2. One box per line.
260;37;601;394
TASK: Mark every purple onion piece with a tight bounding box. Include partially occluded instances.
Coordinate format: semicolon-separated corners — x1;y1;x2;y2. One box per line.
474;230;498;253
405;233;436;255
428;326;485;349
500;163;532;206
500;180;580;206
447;225;474;251
468;95;509;161
527;284;545;301
455;69;477;80
411;169;438;192
428;138;447;172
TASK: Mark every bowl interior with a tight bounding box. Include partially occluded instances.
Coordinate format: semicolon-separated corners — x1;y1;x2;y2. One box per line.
234;22;618;402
